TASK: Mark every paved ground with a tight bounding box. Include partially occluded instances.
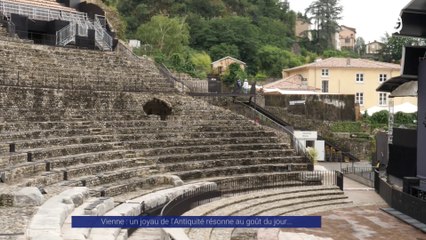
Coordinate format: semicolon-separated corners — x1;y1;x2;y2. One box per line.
278;163;426;240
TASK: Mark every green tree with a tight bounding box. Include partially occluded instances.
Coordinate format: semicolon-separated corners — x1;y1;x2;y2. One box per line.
322;49;358;58
190;51;212;79
223;63;247;85
257;45;304;77
378;33;425;63
305;0;343;52
354;37;366;56
209;43;240;61
187;0;226;18
136;15;189;57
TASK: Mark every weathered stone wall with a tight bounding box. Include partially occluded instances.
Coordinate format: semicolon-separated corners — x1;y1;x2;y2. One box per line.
266;106;372;161
264;94;355;121
0;86;187;120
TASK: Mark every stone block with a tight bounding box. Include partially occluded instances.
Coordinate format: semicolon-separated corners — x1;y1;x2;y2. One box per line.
27;230;62;240
13;187;44;207
116;229;128;240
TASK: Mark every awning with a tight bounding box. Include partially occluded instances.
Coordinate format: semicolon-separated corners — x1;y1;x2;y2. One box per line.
390;81;418;97
395;0;426;38
376;75;416;92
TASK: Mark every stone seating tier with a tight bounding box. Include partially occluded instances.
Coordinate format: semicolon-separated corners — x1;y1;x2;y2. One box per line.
183;186;351;240
0;40;177;93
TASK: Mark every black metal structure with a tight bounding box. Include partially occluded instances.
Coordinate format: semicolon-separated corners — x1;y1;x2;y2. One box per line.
375;171;426;224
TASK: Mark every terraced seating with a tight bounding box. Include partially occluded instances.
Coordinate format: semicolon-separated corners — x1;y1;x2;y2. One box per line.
183;186;352;240
0;37;315;240
0;40;176;92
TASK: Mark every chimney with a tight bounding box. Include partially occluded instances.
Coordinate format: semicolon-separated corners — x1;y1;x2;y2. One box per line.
346;58;351;66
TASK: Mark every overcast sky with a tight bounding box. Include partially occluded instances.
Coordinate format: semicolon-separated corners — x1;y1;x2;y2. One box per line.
287;0;410;43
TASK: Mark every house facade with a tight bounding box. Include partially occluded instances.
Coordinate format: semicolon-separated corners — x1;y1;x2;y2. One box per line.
295;18;311;39
366;41;384;54
282;58;417;112
339;25;356;50
211;56;246;75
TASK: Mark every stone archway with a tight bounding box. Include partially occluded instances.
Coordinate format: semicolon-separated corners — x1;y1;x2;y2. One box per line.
143;98;172;120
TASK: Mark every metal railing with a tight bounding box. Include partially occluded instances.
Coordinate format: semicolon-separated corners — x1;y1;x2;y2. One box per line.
93;15;112;51
160;185;220;216
159;171;343;217
0;0;87;23
156;63;190;93
342;166;374;187
217;171;343;195
0;1;113;50
56;22;75;46
234;101;311;164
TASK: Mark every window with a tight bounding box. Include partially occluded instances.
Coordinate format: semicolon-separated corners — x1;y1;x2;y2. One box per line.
379;74;387;82
355;92;364;105
379;93;388;106
356;73;364;83
322;80;329;93
321;69;329;77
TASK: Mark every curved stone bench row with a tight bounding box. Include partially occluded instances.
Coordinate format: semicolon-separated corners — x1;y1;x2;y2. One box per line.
27;187;90;240
174;164;301;181
0;126;273;145
183;186;350;240
0;118;255;135
86;182;216;240
7;132;279;154
160;156;305;172
2;139;291;184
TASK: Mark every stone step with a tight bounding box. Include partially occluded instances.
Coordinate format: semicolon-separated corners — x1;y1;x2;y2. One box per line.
49;149;134;169
187;188;347;240
3;150;134;184
0;143;10;154
128;228;162;240
0;127;274;143
61;197;115;240
10;134;280;152
88;175;174;197
131;142;287;156
0;152;28;169
158;156;306;172
173;164;300;181
69;166;152;188
1;161;47;184
25;142;121;161
153;149;296;164
63;157;149;180
183;186;339;217
0;119;257;135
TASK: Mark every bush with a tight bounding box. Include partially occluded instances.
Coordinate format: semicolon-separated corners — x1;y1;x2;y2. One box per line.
395;112;417;125
369;110;389;124
306;147;318;164
330;122;362;133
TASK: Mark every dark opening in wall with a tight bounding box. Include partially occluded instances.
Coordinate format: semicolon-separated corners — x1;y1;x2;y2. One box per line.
143;98;172;120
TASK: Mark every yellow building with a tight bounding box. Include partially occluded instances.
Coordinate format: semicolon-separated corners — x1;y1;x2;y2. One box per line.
211;56;246;75
282;58;417;112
